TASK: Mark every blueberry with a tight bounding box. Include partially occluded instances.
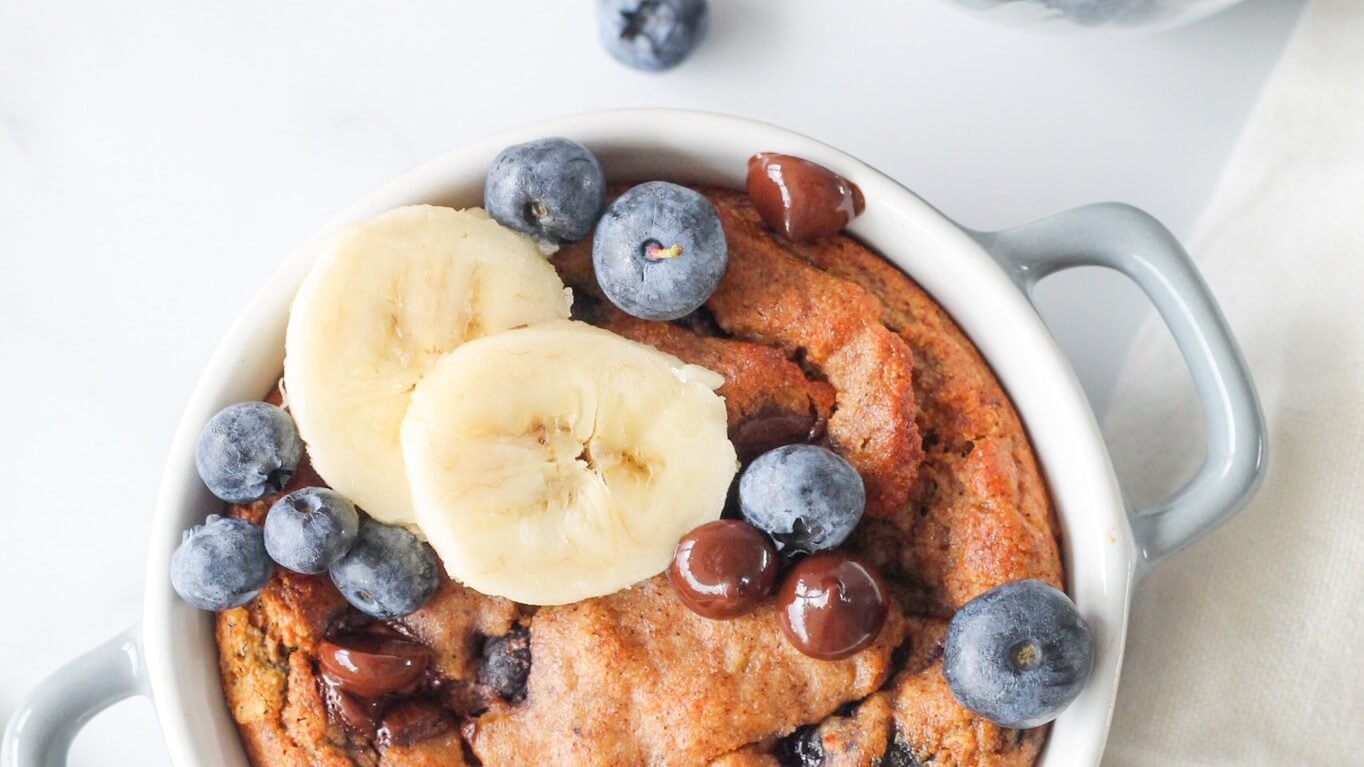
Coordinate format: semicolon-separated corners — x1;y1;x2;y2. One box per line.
263;487;360;574
478;624;531;703
774;725;823;767
592;181;727;321
195;402;303;503
739;445;865;555
943;579;1094;729
596;0;708;72
484;138;605;246
329;518;439;619
171;515;273;610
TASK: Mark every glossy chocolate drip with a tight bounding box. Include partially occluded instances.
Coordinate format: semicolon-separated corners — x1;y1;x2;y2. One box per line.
746;153;865;241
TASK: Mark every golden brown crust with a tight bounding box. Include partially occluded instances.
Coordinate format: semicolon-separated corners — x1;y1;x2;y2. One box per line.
469;576;906;767
217;478;504;767
215;186;1060;767
217;590;367;767
705;189;924;518
808;693;895;767
376;731;470;767
881;620;1046;767
709;745;783;767
782;230;1062;610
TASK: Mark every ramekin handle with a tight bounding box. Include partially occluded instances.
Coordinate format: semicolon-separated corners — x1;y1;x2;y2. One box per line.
2;625;148;767
972;203;1266;576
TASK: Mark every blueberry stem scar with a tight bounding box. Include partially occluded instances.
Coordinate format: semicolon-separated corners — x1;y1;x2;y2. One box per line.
645;242;684;261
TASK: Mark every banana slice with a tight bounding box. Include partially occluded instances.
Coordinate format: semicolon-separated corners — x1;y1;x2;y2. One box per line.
401;320;738;605
285;205;572;528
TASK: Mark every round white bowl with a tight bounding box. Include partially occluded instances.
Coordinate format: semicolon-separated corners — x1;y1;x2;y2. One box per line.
3;109;1264;767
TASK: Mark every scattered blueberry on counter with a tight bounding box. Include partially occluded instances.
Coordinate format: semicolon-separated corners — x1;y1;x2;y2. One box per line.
329;518;440;619
739;445;866;555
943;579;1094;728
593;181;728;320
596;0;708;72
171;514;274;610
195;401;303;503
264;487;360;575
484;137;605;247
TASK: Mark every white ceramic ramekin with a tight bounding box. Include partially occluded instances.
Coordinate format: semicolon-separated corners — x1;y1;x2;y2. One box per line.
3;109;1265;767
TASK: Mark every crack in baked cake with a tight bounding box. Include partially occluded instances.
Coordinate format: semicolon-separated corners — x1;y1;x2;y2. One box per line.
214;188;1060;767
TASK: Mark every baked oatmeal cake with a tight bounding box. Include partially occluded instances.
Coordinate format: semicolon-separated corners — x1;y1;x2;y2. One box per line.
211;185;1063;767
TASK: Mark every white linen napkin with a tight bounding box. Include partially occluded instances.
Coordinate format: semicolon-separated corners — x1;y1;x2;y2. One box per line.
1100;1;1364;763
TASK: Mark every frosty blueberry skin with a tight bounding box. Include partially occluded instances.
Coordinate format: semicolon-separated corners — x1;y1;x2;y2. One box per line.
592;181;727;321
264;487;360;574
943;579;1094;729
171;514;273;610
739;445;866;555
596;0;709;72
329;518;439;619
484;137;605;246
195;401;303;503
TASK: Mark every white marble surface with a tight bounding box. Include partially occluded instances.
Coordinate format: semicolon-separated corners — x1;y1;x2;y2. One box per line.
0;1;1302;765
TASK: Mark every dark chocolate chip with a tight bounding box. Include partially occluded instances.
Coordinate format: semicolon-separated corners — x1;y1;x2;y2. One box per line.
775;552;890;660
669;520;778;620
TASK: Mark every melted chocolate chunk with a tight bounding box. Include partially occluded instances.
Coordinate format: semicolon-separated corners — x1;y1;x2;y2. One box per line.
318;632;431;700
746;153;865;241
321;675;382;739
317;629;451;745
375;700;453;749
478;624;532;703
